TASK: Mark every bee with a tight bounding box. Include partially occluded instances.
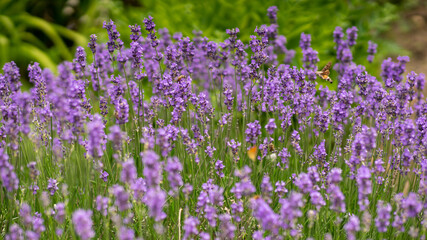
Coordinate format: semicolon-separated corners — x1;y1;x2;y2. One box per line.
315;62;332;83
251;195;261;200
175;75;185;83
268;143;275;152
247;145;258;161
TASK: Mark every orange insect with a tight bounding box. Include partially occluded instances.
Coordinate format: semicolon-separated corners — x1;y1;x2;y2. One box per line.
252;195;261;200
247;145;258;161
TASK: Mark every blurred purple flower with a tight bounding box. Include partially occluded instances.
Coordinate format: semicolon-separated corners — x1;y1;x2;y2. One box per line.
72;209;94;240
111;184;131;211
95;195;109;216
144;187;167;221
165;156;183;192
344;214;360;240
245;120;261;145
120;158;137;184
142;150;162;187
375;200;391;232
183;216;199;240
47;178;59;196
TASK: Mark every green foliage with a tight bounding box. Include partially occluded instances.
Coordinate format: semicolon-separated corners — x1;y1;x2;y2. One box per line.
0;0;411;79
0;0;86;74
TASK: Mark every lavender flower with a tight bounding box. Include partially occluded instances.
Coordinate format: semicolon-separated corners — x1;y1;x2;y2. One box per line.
183;183;193;197
356;166;372;211
219;113;232;126
108;125;125;151
27;162;39;181
218;214;236;239
142;150;162;187
87;114;106;158
327;168;343;185
47;178;58;196
267;6;278;23
183;216;199;240
99;170;109;182
144;187;167;221
54;203;66;224
227;139;241;161
165;156;183;192
291;130;303;155
118;227;135;240
143;16;160;49
277;147;290;169
231;166;256;199
261;175;273;195
72;210;94;240
5;224;24;240
402;193;422;218
114;97;129;125
299;33;311;50
74;46;86;70
294;173;313;194
205;145;216;158
375;201;391;232
215;159;225;178
204;205;217;227
88;34;97;54
223;84;234;111
32;213;45;237
265;118;277;135
0;147;19;192
103;19;122;53
20;203;33;227
275;181;288;197
111;184;131;211
129;24;141;42
367;41;377;63
231;201;244;222
120;158;137;184
328;185;346;213
245;120;261;145
251;197;281;234
30;184;39;195
346;26;358;47
131;177;147;202
344;214;360;240
280;192;304;228
95;195;109;216
310;191;326;208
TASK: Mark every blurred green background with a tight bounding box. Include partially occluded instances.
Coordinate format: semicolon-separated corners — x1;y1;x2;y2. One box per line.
0;0;423;78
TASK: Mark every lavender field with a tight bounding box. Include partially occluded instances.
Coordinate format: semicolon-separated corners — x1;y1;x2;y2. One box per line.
1;5;426;240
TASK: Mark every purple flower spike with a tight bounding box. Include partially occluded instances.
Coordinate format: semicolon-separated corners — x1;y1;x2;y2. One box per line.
144;187;167;221
47;178;59;196
72;209;94;240
344;214;360;240
375;201;391;232
245;120;261;145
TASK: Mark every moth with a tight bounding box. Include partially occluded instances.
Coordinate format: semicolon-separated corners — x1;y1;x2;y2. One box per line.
315;62;333;83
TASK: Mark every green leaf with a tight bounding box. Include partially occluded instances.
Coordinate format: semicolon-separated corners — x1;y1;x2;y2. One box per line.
15;14;72;60
17;43;57;74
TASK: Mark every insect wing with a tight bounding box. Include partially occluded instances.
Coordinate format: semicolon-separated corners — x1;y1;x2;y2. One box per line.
322;62;332;72
247;146;258;161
